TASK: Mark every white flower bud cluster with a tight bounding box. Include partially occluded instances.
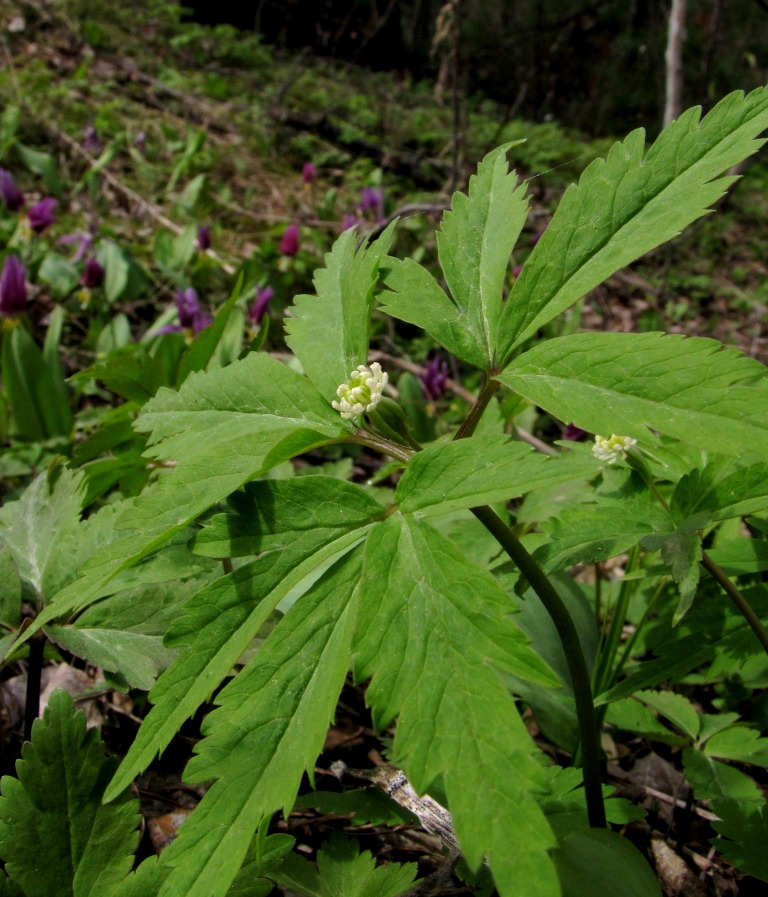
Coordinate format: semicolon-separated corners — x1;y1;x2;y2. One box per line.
332;362;388;420
593;433;637;464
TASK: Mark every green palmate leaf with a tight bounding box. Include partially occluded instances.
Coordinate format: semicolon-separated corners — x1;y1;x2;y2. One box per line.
286;223;396;403
497;87;768;363
533;496;672;572
706;538;768;574
380;147;527;371
597;588;768;704
105;527;367;802
45;626;175;691
354;514;560;897
72;350;170;404
552;829;661;897
193;476;384;558
75;580;204;635
0;469;84;606
0;541;22;628
498;332;768;458
683;748;763;803
633;690;700;740
710;798;768;883
152;549;363;897
27;353;349;639
0;690;139;897
640;524;703;623
703;726;768;766
379;258;487;368
604;699;686;745
272;832;417;897
395;435;598;517
436;145;528;367
672;461;768;521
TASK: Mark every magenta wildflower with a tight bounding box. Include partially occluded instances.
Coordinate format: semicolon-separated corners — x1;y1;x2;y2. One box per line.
564;423;588;442
249;285;274;325
80;256;105;289
27;197;57;234
512;264;522;278
197;225;211;251
302;162;316;184
0;255;27;314
279;223;300;257
420;356;449;402
82;123;101;153
176;287;212;333
341;214;359;232
360;186;383;219
58;231;93;262
0;169;24;212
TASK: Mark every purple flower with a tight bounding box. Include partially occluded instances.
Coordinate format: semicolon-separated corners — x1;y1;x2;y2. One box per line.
420;356;449;402
197;225;211;251
564;423;588;442
279;223;300;257
302;162;316;184
0;255;27;314
176;287;212;333
80;256;105;289
341;214;360;232
27;197;57;234
512;264;522;278
58;231;93;262
249;285;274;325
360;186;383;219
82;123;101;153
0;169;24;212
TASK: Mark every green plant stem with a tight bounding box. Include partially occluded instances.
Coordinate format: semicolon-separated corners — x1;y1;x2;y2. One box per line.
701;552;768;656
613;576;668;684
592;545;640;696
24;636;44;742
347;432;414;464
640;466;768;659
454;378;500;440
470;504;607;830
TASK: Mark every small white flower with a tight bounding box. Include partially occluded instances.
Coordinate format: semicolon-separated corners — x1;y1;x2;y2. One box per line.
332;362;388;420
593;433;637;465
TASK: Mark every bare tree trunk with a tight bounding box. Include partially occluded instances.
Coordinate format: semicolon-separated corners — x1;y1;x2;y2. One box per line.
663;0;687;126
699;0;723;110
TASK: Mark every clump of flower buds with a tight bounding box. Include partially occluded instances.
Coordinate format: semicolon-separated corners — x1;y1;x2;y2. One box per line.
332;362;388;420
592;434;637;464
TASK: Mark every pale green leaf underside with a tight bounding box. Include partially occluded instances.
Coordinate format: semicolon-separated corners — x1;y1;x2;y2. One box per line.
498;87;768;363
396;435;599;517
154;550;362;897
0;469;84;605
105;527;367;802
380;147;527;371
44;626;174;692
499;332;768;458
354;515;559;897
24;354;348;643
286;224;396;403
